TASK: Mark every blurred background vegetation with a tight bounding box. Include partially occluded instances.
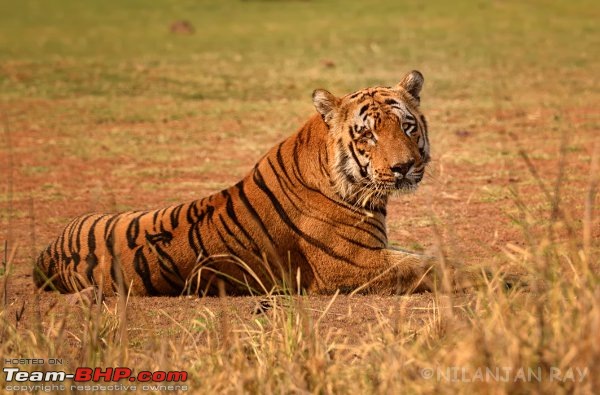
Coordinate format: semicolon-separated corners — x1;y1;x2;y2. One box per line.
0;0;597;105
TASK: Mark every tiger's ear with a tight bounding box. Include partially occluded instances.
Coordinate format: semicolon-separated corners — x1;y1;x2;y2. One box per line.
396;70;424;104
312;89;340;125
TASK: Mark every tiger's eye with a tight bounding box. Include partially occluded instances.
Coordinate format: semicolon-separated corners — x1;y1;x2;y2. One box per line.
364;132;373;139
401;123;411;131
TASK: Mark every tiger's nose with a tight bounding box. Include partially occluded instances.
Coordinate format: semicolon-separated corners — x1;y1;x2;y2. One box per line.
391;160;415;177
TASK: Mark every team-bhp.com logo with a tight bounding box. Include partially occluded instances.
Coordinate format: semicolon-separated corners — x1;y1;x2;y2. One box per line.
3;367;188;392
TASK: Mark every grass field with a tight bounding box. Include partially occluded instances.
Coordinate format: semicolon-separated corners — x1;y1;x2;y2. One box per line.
1;0;599;393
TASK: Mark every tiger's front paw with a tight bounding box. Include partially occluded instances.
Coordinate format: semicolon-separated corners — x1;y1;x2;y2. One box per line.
443;263;522;293
407;258;436;293
422;259;488;293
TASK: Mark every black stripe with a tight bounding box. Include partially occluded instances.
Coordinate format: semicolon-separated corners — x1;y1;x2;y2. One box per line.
295;249;324;290
339;233;384;250
104;214;123;292
170;204;183;229
234;181;276;245
304;123;312;145
85;215;107;283
191;202;212;259
186;202;201;256
133;247;158;295
222;190;262;254
55;223;68;265
126;212;145;249
368;216;387;236
152;210;160;230
278;143;307;191
65;218;78;265
404;108;416;120
218;214;247;249
404;125;416;135
267;158;305;213
318;146;331;178
157;267;184;293
75;215;95;255
359;104;369;116
48;242;59;288
186;201;199;224
348;142;368;178
151;243;185;291
292;137;310;186
420;114;430;147
64;221;81;270
103;214;119;241
335;139;358;186
152;244;182;279
216;213;267;269
145;228;173;245
420;114;428;132
188;225;200;257
212;221;242;257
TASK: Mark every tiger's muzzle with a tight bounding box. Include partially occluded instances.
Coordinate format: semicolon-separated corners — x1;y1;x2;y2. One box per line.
390;159;423;191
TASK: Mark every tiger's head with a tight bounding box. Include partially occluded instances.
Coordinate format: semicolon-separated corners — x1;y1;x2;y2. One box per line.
312;70;430;209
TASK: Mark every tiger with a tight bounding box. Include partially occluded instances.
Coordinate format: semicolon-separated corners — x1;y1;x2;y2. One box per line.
34;70;449;296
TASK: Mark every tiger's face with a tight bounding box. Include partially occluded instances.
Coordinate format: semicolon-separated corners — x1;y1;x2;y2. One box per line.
313;70;430;208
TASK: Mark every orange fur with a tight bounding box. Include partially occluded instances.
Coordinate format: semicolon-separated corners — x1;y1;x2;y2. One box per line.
34;71;442;296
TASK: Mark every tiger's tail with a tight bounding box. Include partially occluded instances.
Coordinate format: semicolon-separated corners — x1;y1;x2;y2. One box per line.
33;245;54;290
33;241;78;293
